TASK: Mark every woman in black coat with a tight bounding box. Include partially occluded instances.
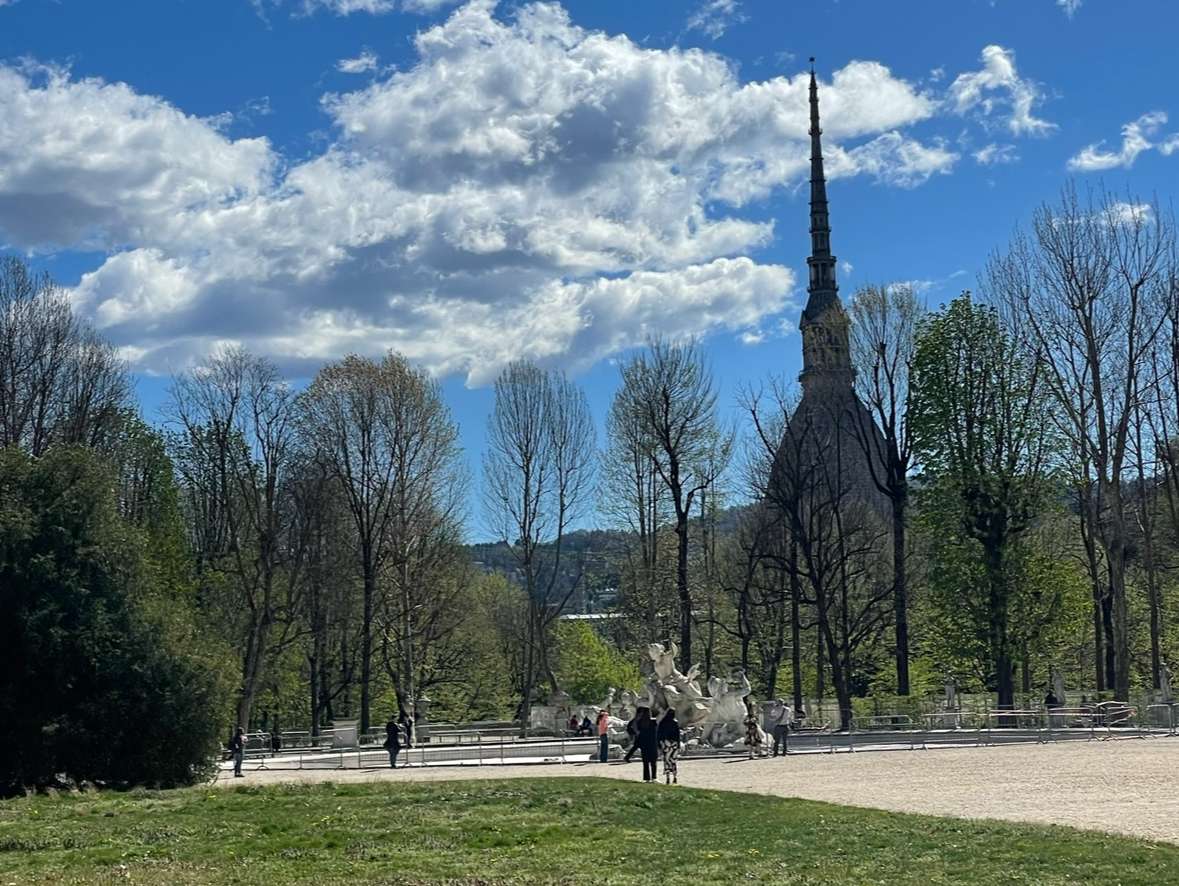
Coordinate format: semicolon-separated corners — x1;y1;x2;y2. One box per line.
635;707;659;783
657;709;681;784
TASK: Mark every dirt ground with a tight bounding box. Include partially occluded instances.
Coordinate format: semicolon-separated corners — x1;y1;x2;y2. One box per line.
218;737;1179;845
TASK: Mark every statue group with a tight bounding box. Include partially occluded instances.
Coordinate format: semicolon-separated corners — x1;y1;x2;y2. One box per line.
590;642;785;751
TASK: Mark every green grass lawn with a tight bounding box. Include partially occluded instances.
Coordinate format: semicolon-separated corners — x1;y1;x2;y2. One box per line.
1;777;1176;885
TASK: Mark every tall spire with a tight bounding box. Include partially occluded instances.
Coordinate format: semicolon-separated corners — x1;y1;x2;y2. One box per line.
799;59;854;391
806;57;836;300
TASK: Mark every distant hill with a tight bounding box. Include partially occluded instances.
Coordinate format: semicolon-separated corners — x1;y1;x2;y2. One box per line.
465;502;756;613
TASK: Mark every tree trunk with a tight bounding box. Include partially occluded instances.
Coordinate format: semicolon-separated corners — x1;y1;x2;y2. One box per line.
820;619;852;731
400;558;416;743
675;518;691;667
1101;593;1116;694
308;652;320;737
1137;482;1163;690
984;545;1014;712
892;496;910;695
360;557;375;735
1092;594;1106;693
766;569;788;699
518;607;537;737
236;613;269;730
790;551;804;718
1100;480;1132;701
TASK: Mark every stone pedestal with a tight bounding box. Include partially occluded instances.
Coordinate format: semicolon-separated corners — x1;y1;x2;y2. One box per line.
415;695;432;743
530;704;562;734
331;719;359;748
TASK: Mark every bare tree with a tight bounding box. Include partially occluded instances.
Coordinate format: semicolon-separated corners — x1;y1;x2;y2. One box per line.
0;256;129;455
616;338;733;667
483;361;595;733
601;387;671;643
302;352;455;734
991;185;1175;699
375;361;465;737
850;283;920;695
749;382;892;730
169;347;305;730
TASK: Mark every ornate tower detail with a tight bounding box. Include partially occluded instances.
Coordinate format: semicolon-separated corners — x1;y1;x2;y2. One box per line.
799;60;855;393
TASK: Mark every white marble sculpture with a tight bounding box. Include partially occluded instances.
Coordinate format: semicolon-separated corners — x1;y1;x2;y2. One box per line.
631;642;761;749
1051;667;1066;705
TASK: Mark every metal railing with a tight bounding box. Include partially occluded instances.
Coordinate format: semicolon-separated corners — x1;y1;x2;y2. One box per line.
226;733;599;773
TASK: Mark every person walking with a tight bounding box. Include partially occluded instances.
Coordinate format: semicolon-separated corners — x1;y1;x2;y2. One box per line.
229;726;245;778
596;709;611;763
744;699;765;760
399;710;415;750
769;700;791;757
383;717;402;768
623;711;640;763
657;708;681;785
635;708;659;783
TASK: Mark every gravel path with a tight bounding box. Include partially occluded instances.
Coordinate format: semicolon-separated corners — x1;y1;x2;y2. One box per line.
218;738;1179;844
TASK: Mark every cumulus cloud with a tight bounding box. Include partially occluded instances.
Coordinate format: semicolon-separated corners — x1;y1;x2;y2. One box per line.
302;0;394;13
1067;111;1179;171
0;63;273;250
1106;201;1154;226
949;45;1055;137
258;0;459;15
686;0;744;40
337;50;379;73
4;2;956;383
973;142;1018;165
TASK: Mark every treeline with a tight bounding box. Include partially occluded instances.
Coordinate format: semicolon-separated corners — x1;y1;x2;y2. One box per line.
3;185;1179;790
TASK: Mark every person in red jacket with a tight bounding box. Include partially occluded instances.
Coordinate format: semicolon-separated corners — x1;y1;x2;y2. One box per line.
596;709;610;763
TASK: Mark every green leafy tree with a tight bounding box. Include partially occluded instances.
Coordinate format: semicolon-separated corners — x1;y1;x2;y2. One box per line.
553;620;640;705
0;446;231;794
910;294;1056;710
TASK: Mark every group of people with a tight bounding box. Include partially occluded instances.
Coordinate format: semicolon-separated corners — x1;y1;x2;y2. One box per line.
614;707;682;783
567;714;595;736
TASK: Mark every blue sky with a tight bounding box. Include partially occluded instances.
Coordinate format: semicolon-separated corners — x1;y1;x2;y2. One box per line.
2;0;1177;535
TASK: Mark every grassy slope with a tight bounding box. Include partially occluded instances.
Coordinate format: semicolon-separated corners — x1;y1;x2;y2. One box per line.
1;777;1176;885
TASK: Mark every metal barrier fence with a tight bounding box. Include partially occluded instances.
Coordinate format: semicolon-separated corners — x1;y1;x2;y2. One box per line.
230;734;600;772
228;703;1175;773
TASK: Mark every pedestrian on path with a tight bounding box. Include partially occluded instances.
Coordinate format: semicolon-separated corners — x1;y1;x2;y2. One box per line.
744;699;765;759
635;708;659;782
623;711;640;763
230;726;245;778
383;717;402;769
657;708;681;784
597;709;611;763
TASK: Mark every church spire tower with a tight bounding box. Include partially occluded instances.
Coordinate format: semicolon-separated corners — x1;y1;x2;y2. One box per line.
799;59;854;392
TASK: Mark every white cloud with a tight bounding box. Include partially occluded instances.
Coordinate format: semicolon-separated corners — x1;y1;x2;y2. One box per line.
1106;201;1153;226
337;50;379;74
841;260;853;276
302;0;394;13
1057;0;1082;17
401;0;463;10
1067;111;1179;171
3;3;955;384
838;132;957;187
973;142;1018;165
258;0;459;15
0;63;273;250
686;0;744;40
949;45;1055;137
